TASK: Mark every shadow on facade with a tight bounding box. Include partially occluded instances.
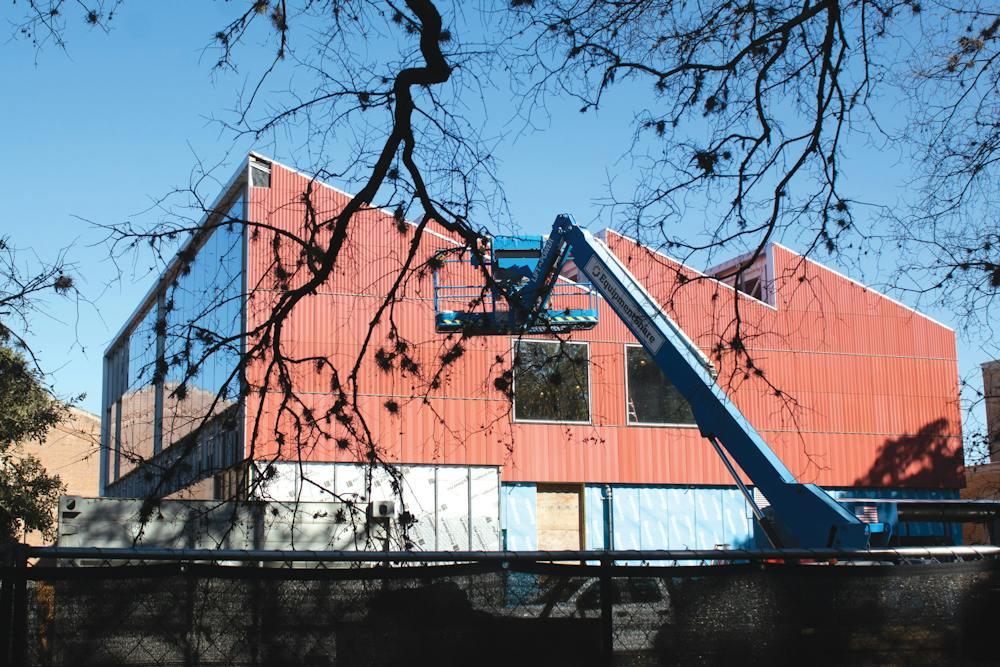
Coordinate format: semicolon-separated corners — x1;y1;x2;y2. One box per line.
853;418;964;487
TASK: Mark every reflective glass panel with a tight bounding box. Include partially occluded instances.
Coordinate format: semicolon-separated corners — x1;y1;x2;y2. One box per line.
513;340;590;422
162;191;244;447
625;345;695;425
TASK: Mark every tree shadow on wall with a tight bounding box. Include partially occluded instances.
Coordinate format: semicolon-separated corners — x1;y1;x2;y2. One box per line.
853;418;964;487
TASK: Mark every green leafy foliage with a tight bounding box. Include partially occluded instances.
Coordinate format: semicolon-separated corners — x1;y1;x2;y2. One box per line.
0;346;68;542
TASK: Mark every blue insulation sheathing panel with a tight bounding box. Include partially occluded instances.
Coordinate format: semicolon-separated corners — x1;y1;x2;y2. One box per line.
501;483;537;550
605;485;754;551
584;485;606;550
501;483;959;551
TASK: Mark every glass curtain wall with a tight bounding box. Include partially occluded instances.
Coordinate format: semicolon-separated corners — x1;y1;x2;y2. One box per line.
117;305;159;476
104;188;245;492
162;193;244;449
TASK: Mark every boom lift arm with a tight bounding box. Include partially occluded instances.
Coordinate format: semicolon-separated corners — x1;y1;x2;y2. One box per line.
485;215;872;549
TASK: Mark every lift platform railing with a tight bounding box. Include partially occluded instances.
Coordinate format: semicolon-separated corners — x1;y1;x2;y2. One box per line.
432;255;599;333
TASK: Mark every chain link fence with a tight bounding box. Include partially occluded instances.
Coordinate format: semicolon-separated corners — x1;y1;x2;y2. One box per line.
3;547;999;666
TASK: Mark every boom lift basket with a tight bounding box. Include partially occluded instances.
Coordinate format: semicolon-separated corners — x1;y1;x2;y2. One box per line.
432;235;600;334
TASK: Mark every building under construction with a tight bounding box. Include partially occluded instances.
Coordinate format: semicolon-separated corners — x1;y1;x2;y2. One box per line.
98;154;965;551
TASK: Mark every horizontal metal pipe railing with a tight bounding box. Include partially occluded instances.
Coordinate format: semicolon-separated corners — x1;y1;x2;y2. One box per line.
24;545;1000;563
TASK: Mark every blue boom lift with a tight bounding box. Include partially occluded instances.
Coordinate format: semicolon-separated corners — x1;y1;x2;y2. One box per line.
436;214;884;549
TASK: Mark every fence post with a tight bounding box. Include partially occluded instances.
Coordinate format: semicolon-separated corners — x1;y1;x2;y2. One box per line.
9;543;27;667
600;555;613;666
0;542;12;666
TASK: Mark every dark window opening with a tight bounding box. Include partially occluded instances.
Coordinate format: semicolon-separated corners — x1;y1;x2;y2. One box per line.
513;340;590;422
250;162;271;188
626;346;695;425
735;276;762;300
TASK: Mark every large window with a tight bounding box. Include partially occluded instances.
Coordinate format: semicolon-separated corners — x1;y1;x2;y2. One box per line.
162;193;244;447
625;345;695;426
104;188;245;494
118;304;159;476
513;340;590;422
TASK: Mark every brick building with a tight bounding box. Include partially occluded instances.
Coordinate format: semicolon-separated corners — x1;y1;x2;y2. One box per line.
962;360;1000;544
19;407;100;545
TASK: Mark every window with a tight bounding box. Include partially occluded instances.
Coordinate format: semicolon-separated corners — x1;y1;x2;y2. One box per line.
735;274;763;300
625;345;695;425
513;340;590;422
249;156;271;187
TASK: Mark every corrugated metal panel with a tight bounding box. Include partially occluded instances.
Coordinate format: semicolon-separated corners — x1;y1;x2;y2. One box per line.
240;162;963;490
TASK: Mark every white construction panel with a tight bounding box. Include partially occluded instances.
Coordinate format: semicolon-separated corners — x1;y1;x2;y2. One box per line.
297;463;338;502
255;462;298;501
436;466;470;551
470;467;501;550
369;465;397;505
400;465;437;550
244;461;501;552
335;463;367;502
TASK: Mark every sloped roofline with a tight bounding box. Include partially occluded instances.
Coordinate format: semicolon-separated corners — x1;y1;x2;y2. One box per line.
595;228;778;312
250;151;461;247
597;228;953;331
771;242;954;331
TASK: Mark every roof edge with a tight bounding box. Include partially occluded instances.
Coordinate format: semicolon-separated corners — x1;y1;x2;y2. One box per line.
596;228;779;311
771;242;955;332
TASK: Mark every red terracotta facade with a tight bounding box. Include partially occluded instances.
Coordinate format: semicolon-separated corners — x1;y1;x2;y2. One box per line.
243;162;964;490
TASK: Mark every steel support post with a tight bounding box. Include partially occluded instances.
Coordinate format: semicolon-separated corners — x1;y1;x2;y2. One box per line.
599;555;614;666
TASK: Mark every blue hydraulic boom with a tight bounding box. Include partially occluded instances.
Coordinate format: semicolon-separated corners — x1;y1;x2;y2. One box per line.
438;214;877;549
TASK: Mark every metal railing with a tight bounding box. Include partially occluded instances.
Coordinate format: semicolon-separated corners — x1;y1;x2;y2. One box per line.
26;544;1000;564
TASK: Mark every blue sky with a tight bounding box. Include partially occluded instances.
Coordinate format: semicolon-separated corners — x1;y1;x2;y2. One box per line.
0;3;991;441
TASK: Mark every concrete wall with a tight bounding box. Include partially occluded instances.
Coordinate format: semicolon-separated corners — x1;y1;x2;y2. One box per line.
57;496;376;553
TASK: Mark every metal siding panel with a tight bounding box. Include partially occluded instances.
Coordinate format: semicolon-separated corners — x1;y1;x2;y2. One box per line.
237;165;962;491
695;489;726;549
721;488;754;549
639;487;670;550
